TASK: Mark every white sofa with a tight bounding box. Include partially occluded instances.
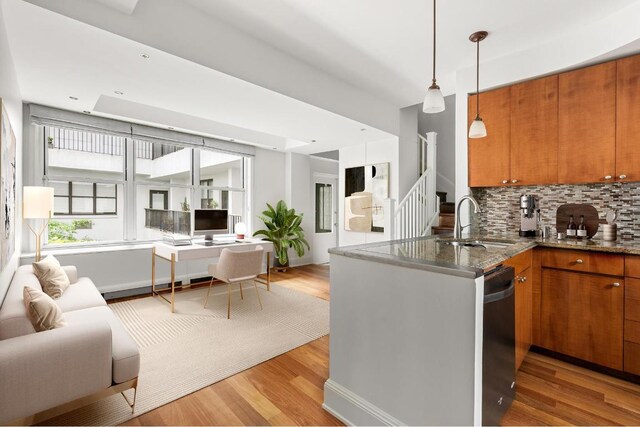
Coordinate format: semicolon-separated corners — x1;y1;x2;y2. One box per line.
0;264;140;425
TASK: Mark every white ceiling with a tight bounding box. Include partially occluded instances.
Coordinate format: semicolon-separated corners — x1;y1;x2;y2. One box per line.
4;0;640;154
2;0;394;154
185;0;639;106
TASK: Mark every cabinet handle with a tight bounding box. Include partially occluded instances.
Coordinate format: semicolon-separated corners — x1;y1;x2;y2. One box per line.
613;282;621;287
502;180;508;184
605;175;612;180
511;179;518;184
575;259;584;264
619;174;627;180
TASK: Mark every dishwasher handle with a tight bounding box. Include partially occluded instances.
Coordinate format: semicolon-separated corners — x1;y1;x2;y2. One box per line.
484;266;515;303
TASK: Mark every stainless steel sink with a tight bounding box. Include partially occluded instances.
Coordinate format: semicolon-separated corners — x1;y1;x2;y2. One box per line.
441;239;517;249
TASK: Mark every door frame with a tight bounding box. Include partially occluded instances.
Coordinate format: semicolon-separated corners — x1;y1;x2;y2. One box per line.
312;172;338;264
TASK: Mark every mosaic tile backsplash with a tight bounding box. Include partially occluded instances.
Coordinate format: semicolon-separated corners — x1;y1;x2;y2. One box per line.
471;183;640;241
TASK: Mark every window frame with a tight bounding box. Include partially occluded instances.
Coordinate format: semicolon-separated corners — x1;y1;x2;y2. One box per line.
53;181;118;216
41;125;252;248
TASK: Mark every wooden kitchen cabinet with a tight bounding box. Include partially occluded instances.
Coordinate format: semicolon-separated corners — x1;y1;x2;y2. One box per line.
468;87;510;187
504;250;533;370
510;75;558;185
540;268;624;370
558;61;616;184
515;266;533;370
616;55;640;183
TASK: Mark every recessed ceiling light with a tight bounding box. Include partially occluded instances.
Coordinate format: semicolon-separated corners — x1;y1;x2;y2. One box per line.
69;96;78;101
114;90;124;95
311;139;317;142
360;128;367;131
272;147;277;150
229;138;235;142
140;53;150;59
83;110;91;114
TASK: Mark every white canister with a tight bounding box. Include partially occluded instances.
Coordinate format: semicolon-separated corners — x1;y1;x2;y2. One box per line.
602;224;617;241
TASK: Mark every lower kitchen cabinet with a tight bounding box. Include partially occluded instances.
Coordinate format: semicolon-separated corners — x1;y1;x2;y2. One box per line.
515;266;532;370
540;268;624;370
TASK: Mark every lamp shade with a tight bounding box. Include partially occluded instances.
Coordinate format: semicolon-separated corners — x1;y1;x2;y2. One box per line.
468;118;487;139
423;86;445;113
23;186;54;219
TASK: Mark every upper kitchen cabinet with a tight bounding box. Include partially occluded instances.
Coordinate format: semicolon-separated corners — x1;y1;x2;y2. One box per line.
616;55;640;183
510;75;559;185
558;61;616;184
468;87;511;187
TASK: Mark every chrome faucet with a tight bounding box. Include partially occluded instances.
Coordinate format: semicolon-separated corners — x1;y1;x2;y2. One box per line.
453;195;483;239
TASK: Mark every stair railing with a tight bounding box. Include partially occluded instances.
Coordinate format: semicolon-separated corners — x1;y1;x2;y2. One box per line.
391;132;439;240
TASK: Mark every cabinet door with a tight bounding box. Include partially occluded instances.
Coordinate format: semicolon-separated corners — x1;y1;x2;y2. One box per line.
540;268;623;370
510;75;558;185
515;267;533;371
558;62;616;184
468;87;511;187
616;55;640;182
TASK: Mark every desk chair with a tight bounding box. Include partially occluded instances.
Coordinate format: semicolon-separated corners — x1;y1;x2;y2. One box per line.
203;246;264;319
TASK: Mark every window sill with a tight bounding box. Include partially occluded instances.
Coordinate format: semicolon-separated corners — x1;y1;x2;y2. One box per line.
21;241;154;259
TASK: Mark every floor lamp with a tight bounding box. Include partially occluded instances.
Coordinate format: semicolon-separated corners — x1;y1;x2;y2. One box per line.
23;186;54;262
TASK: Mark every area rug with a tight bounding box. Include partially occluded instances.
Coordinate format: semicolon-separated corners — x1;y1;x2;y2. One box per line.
46;283;330;425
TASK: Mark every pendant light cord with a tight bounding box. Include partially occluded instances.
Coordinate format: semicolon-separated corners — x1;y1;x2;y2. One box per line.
476;38;480;119
432;0;436;83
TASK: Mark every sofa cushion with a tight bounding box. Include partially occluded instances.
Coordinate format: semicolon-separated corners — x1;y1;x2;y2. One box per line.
23;287;67;332
64;306;140;384
32;255;70;299
0;265;41;340
57;277;107;313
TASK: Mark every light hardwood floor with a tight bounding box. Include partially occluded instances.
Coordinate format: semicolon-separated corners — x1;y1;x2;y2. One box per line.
120;264;640;426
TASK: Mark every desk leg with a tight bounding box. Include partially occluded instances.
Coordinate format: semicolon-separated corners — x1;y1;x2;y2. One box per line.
267;252;271;292
151;247;156;296
170;253;175;313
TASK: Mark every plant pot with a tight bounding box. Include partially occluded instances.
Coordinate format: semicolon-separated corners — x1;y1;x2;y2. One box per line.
273;257;289;272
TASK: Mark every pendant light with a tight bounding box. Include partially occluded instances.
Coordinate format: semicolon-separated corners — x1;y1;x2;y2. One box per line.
468;31;488;138
423;0;445;113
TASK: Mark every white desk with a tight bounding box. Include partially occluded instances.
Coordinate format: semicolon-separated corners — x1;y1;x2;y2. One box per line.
152;239;274;313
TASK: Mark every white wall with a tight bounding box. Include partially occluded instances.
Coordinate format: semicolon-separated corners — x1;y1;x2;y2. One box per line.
285;152;312;266
398;104;419;200
0;2;22;304
338;137;399;247
419;95;456;201
283;153;339;266
252;148;286;236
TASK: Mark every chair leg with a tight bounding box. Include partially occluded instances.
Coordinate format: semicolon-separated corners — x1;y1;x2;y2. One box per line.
203;277;214;308
239;281;244;300
227;283;232;319
253;280;263;310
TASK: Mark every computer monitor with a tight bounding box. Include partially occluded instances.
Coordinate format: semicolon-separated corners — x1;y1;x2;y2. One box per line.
193;209;229;241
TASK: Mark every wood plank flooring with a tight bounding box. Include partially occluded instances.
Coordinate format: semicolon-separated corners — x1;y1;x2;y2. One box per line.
120;263;640;426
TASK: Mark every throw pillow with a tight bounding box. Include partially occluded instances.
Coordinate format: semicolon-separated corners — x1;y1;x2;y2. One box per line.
23;286;67;332
32;255;70;299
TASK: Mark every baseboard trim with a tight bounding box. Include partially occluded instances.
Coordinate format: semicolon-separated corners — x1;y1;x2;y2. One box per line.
323;379;404;426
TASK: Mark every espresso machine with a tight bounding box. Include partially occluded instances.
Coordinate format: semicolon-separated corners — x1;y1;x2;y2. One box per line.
519;194;540;237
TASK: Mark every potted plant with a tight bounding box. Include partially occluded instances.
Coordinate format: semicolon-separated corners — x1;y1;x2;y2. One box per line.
253;200;310;272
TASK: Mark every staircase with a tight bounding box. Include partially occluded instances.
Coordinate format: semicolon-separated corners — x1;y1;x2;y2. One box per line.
392;132;440;240
431;191;455;235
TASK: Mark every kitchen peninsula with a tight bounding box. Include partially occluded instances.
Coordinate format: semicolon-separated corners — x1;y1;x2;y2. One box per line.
323;234;640;426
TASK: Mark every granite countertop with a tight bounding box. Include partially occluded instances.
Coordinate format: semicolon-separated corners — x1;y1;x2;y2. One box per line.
329;233;640;278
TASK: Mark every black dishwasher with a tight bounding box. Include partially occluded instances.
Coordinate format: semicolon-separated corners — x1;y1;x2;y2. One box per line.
482;265;516;426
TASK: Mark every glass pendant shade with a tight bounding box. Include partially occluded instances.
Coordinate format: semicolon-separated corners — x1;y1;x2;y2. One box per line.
468;117;487;139
423;85;445;113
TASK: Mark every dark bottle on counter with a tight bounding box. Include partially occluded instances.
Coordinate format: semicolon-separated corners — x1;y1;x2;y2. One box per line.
577;215;587;239
567;215;577;238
